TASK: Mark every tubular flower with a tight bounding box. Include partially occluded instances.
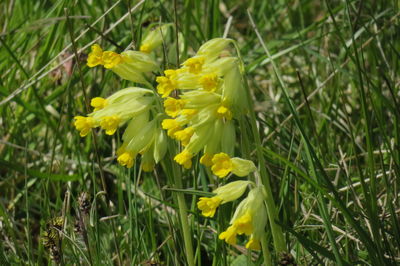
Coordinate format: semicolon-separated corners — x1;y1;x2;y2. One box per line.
162;119;182;137
174;127;194;146
73;116;95;137
219;187;267;250
211;153;256;178
139;24;172;53
117;151;135;168
100;115;120;135
182;56;205;74
197;180;252;217
164;97;186;117
86;44;158;84
91;97;107;111
156;69;179;98
174;149;193;169
199;73;220;92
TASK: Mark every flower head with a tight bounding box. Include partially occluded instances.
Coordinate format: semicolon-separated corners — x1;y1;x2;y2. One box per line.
73;116;95;137
91;97;108;111
211;153;256;178
174;150;193;169
197;180;251;217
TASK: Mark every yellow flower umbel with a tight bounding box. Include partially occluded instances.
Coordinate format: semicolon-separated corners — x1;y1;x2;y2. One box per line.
211;153;256;178
156;38;252;170
219;187;267;250
139;24;172;53
73;87;154;136
197;180;252;217
87;44;158;84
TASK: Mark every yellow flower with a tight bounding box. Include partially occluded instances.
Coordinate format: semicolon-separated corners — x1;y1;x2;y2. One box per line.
200;153;213;166
73;116;95;137
245;237;261;250
174;150;193;169
87;44;104;67
199;73;220;92
174;127;194;146
182;56;205;74
197;197;222;217
234;212;253;235
197;180;252;217
156;69;179;98
117;151;135;168
102;51;123;69
162;119;182;137
218;187;267;249
211;153;233;177
219;225;237;245
164;97;185;117
86;44;158;84
100;115;120;135
211;153;256;178
90;97;107;111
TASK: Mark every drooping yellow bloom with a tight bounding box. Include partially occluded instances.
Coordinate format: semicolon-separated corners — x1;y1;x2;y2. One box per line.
174;149;193;169
73;116;95;137
86;44;158;84
100;115;120;135
199;73;219;91
246;237;261;250
102;51;123;69
91;97;108;111
162;119;182;137
197;197;222;217
199;153;213;167
174;127;194;146
218;187;267;250
182;56;205;74
219;225;238;245
87;44;104;67
74;88;155;137
211;153;256;178
164;97;185;117
197;180;252;217
156;69;179;98
211;153;233;177
117;151;135;168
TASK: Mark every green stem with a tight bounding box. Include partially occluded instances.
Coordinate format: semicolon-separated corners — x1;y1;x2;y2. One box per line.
173;173;195;266
261;235;272;266
169;146;194;266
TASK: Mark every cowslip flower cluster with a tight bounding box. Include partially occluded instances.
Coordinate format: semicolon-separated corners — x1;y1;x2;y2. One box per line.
198;183;267;250
74;28;170;171
157;38;254;176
